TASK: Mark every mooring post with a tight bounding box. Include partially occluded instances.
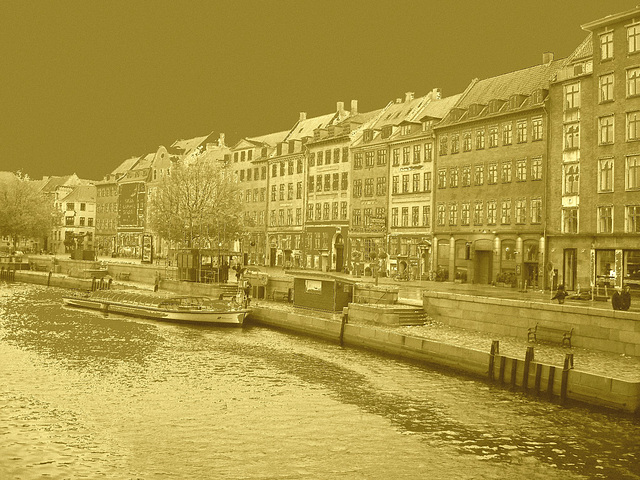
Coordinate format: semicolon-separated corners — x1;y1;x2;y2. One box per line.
47;271;52;287
489;340;499;381
560;353;574;404
339;307;348;346
498;356;506;384
523;346;534;392
534;363;542;395
547;366;556;399
510;359;518;389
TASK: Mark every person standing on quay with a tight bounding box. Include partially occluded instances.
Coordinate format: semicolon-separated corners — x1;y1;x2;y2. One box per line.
551;284;568;304
613;285;632;310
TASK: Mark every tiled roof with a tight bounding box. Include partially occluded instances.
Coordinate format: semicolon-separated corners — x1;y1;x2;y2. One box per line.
59;184;96;202
564;33;593;65
110;157;140;176
415;93;463;121
372;95;429;128
246;129;290;147
170;132;213;154
457;59;565;108
39;175;75;193
287;112;338;141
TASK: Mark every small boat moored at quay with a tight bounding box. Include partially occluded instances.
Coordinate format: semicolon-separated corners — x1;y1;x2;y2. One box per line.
62;290;249;326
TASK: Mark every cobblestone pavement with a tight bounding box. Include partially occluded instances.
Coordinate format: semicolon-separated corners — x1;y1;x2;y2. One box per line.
252;299;640;383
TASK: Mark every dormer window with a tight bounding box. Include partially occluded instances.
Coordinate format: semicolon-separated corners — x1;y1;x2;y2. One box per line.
422;120;433;131
401;124;412;136
363;129;374;142
468;104;484;117
314;130;321;141
509;94;526;110
381;126;392;139
327;126;335;136
488;99;505;114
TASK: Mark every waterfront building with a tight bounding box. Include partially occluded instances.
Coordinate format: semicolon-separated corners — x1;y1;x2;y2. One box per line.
305;100;382;272
95;156;139;257
266;108;345;268
547;6;640;293
433;55;563;286
53;184;97;254
231;129;288;265
387;90;461;279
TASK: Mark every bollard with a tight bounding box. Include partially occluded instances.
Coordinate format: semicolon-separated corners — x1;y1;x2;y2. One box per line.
523;346;534;392
47;271;52;287
560;353;574;404
489;340;499;381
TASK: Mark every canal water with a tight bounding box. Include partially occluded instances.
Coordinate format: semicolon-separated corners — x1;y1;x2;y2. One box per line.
0;284;638;479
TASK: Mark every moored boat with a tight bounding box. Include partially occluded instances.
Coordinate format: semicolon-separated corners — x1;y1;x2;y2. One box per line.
62;290;249;326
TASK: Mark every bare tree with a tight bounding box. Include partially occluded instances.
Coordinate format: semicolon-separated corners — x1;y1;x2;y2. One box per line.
148;156;248;249
0;172;56;251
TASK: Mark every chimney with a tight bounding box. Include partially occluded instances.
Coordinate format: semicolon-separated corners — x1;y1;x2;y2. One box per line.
336;101;345;115
405;92;415;102
299;112;307;122
396;98;402;104
431;88;441;100
350;99;358;115
218;132;225;147
542;52;554;64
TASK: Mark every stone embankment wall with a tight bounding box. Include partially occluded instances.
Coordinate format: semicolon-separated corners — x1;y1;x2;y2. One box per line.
248;305;640;414
422;291;640;357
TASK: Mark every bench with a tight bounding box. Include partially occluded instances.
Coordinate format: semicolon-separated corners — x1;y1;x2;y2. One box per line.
269;290;289;302
528;323;573;348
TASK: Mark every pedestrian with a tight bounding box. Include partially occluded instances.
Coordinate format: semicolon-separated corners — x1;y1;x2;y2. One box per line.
243;281;251;307
221;261;229;283
617;285;632;311
551;284;568;304
154;272;160;292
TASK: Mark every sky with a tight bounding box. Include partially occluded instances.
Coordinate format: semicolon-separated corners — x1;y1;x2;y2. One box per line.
1;0;638;181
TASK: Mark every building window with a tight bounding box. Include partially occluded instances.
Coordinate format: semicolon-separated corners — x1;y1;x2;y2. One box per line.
451;134;460;153
449;203;458;226
412;206;420;226
401;124;412;136
424;172;432;192
332;173;339;191
323;203;330;220
325;149;332;164
502;123;513;145
413;144;421;163
376;176;387;196
279;184;285;200
531;198;542;224
402;174;409;193
364;178;374;196
392;148;400;166
353;179;363;197
531;157;542;180
287;183;294;200
340;202;347;219
423;205;431;227
353;152;362;169
437;169;446;189
439;136;448;155
598;158;614;192
476;128;485;149
391;208;398;227
600;74;614;103
449;167;459;187
462;132;472;152
402;146;411;164
413;173;420;192
487;200;497;225
353;209;361;226
296;208;302;225
601;31;613;60
279;209;285;226
288;160;294;175
377;149;387;166
532;117;543;141
333;148;341;163
501;161;512;183
436;204;445;226
629;24;640;53
626;205;640;232
392;176;399;194
461;165;471;187
562;207;578;233
271;185;277;201
564;123;580;150
599;115;615;144
564;83;580;110
297;181;302;199
628;111;640;141
488;126;498;148
515;199;526;224
65;216;74;226
500;199;511;224
564;164;580;195
628;67;640;97
488;163;497;184
424;143;433;162
309;152;316;167
474;164;484;185
315;203;322;221
365;151;375;167
627;155;640;190
316;175;322;192
461;202;470;226
598;205;613;233
341;172;348;190
516;120;527;143
342;147;349;162
473;201;483;225
401;207;409;227
516;159;527;181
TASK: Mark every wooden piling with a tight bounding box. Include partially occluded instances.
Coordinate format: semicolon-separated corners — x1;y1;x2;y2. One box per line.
339;309;348;346
523;346;534;392
498;356;506;384
560;353;574;404
547;366;556;399
489;340;499;381
534;363;542;395
510;359;517;389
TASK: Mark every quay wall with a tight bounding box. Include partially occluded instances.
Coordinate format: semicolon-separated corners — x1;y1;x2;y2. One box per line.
422;291;640;357
248;305;640;414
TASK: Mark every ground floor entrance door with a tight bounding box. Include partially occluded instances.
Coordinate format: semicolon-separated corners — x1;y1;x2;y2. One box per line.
524;263;539;288
474;251;491;284
563;248;577;291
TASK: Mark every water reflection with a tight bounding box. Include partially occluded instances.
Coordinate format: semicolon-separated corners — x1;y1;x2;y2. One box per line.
0;283;638;479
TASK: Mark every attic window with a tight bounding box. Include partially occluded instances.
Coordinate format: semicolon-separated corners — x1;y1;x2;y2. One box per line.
401;124;412;136
381;126;392;139
363;129;374;142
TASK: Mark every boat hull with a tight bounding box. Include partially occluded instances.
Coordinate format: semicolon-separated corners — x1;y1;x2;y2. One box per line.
62;297;247;326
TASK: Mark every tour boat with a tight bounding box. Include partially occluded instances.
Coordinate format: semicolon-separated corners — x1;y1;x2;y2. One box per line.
62;290;249;326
